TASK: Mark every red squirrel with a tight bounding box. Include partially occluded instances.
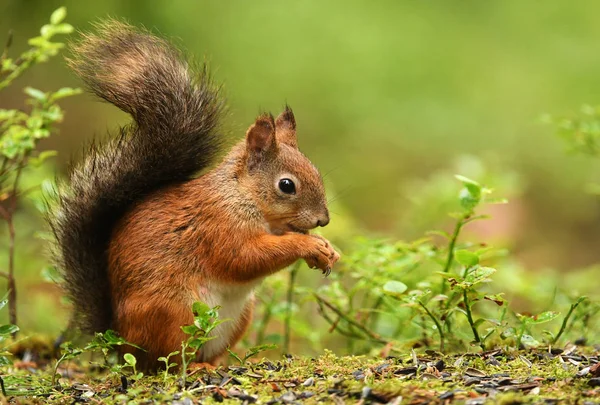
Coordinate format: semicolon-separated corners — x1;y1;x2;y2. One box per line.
50;21;340;370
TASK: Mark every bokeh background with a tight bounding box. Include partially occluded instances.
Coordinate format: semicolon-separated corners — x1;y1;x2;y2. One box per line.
1;1;600;342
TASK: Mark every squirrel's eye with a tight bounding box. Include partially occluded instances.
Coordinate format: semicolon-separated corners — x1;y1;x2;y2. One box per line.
278;178;296;194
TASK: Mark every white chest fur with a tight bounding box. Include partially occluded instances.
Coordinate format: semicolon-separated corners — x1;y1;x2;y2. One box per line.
195;280;258;362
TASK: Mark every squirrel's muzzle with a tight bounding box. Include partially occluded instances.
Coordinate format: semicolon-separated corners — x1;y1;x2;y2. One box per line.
316;210;330;227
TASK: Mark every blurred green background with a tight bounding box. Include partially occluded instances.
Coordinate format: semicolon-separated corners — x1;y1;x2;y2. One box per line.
2;1;600;339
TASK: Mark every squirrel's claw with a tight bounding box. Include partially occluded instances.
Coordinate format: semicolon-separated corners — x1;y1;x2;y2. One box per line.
322;267;331;277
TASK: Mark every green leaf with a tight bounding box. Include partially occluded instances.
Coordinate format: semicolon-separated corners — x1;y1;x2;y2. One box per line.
464;266;496;285
0;324;19;336
50;7;67;25
41;266;62;282
40;24;54;39
26;116;43;130
484;294;505;306
501;327;516;339
455;175;482;211
52;23;74;35
192;302;211;316
123;353;137;366
50;87;82;101
473;318;500;328
29;150;58;167
531;311;559;324
382;280;408;295
181;325;198;335
188;337;213;350
459;187;481;211
24;87;47;102
28;36;48;47
455;175;481;188
520;334;540;347
246;344;277;356
454;250;479;267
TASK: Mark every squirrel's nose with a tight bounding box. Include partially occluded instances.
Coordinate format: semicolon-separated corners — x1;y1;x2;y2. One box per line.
316;210;330;227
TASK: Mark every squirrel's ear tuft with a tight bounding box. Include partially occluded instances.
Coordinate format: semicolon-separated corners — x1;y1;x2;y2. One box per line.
275;105;297;148
246;113;276;166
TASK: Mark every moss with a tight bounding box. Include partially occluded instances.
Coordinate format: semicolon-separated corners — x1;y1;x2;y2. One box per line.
0;346;598;404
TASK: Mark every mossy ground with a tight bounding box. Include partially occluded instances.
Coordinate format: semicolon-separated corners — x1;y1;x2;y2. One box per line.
2;342;599;404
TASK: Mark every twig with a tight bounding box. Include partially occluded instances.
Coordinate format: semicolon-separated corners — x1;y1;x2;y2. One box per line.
315;298;364;340
6;157;25;333
314;294;388;345
0;30;13;63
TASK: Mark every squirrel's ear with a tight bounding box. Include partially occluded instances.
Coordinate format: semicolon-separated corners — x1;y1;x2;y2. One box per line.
275;105;297;149
246;113;276;167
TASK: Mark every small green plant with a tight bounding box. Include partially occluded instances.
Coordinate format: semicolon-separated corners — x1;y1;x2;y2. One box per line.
0;6;80;330
179;302;227;388
551;296;588;345
122;353;143;381
52;330;143;388
227;343;277;366
158;351;180;385
52;342;83;387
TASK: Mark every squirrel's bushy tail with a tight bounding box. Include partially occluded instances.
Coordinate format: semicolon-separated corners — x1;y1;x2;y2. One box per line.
50;20;224;333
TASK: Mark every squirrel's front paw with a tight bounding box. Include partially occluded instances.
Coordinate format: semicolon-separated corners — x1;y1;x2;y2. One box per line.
303;235;340;276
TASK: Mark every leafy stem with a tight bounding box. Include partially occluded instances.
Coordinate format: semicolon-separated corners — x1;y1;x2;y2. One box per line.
283;261;300;354
552;296;587;345
440;215;467;294
463;288;483;350
418;301;445;352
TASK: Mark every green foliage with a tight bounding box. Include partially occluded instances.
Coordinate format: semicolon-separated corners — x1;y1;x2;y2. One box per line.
0;6;80;332
249;174;596;357
179;302;227;388
1;7;74;90
51;330;143;387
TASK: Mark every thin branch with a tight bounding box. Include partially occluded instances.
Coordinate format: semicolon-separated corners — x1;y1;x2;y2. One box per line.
418;301;445;352
0;30;13;63
315;298;364;340
0;205;9;221
314;294;388;345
